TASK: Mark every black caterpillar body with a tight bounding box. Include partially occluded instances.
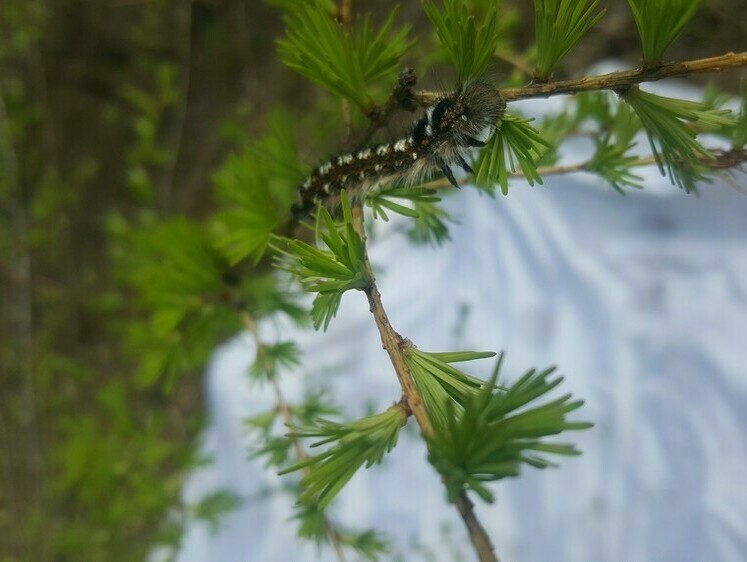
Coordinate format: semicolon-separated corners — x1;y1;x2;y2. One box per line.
291;82;506;219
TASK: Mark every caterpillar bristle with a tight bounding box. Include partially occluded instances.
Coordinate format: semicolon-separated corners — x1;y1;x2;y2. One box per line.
292;81;506;220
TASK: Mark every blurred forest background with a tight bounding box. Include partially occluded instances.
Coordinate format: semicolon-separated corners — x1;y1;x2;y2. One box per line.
1;1;745;560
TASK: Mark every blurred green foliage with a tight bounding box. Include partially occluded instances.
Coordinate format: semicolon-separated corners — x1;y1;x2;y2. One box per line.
0;1;241;560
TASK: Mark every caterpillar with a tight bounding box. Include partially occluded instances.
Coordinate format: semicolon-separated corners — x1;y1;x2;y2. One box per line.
291;82;506;219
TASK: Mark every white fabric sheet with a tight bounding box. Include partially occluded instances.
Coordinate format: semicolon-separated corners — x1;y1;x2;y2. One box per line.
169;85;747;562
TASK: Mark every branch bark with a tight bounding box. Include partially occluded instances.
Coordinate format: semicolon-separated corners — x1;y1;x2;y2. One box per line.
351;206;499;562
413;51;747;105
352;206;434;436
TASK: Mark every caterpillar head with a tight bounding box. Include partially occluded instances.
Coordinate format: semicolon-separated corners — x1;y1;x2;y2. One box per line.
453;82;506;141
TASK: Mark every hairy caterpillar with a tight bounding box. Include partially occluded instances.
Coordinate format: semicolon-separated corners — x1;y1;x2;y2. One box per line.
291;82;506;219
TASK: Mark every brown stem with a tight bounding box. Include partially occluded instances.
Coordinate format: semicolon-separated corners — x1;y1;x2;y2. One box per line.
351;205;498;562
241;313;347;562
503;51;747;101
455;492;500;562
352;206;433;435
413;51;747;105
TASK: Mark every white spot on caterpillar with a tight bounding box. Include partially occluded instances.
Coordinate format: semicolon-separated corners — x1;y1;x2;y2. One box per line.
358;172;365;179
340;175;348;183
425;123;433;136
323;183;331;193
374;164;382;172
426;106;434;123
338;154;353;165
394;139;407;152
461;114;468;121
319;162;332;175
376;145;389;156
357;149;371;160
302;178;311;190
412;152;418;160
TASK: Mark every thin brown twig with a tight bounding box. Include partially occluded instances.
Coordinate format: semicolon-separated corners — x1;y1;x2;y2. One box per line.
455;492;500;562
424;149;747;191
351;206;433;435
412;51;747;105
241;313;348;562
